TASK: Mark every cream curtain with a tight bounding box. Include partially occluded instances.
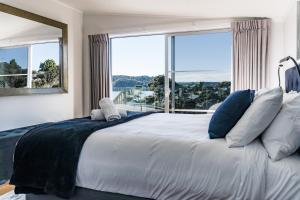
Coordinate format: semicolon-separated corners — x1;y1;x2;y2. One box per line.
89;34;110;110
232;19;271;91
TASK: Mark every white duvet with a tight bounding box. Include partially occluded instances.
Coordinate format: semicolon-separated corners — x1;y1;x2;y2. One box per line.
76;113;300;200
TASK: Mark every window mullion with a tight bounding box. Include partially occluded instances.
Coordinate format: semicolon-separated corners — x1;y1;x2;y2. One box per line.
164;35;170;113
171;36;175;113
27;45;32;88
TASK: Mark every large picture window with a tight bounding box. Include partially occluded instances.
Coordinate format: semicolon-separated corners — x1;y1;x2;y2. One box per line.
111;30;232;113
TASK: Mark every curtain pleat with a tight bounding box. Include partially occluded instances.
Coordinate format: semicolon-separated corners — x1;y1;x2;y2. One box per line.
89;34;110;110
232;19;271;91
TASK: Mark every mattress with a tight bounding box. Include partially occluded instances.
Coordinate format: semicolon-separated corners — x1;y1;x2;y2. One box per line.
76;113;300;200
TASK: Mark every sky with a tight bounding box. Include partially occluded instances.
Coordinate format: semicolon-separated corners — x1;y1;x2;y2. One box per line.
112;35;165;76
0;47;28;69
111;32;232;82
31;43;59;70
0;42;59;72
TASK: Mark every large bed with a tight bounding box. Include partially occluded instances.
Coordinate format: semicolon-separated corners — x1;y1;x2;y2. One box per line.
9;66;300;200
84;113;300;200
23;113;300;200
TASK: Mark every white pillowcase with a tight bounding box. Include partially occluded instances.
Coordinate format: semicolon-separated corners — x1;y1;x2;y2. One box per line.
262;92;300;161
226;87;283;147
91;109;128;120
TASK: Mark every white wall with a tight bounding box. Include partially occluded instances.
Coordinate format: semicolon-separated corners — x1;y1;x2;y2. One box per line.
268;21;285;87
284;2;298;59
268;1;298;88
0;0;83;131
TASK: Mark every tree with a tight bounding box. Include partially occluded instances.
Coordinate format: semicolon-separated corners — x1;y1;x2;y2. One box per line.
0;59;27;88
38;59;58;85
32;59;59;88
148;75;165;91
148;75;165;107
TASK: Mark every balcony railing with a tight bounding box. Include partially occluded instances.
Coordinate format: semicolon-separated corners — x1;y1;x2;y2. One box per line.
112;81;230;113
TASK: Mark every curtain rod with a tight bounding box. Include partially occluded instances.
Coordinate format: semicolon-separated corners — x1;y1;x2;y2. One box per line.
87;17;269;39
109;28;231;39
106;17;269;38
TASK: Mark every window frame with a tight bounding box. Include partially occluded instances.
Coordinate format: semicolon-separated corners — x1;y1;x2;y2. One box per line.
165;28;232;113
0;45;29;88
0;41;60;89
109;28;232;113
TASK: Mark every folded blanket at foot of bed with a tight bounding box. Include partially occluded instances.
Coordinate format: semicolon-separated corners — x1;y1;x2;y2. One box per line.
10;111;154;199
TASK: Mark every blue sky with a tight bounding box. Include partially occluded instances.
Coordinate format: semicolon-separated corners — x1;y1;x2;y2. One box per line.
32;43;59;70
112;35;165;76
0;42;59;72
0;47;28;69
112;32;232;82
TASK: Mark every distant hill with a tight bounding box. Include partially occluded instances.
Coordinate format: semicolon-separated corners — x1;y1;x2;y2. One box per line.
113;75;153;88
113;75;230;90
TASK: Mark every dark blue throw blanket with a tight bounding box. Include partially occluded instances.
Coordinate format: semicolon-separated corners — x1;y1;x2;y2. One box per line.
10;112;154;199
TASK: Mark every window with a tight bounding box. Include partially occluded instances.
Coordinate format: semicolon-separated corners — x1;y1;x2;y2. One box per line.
111;35;165;112
0;42;61;89
0;47;28;88
168;31;232;112
31;42;60;88
111;30;232;113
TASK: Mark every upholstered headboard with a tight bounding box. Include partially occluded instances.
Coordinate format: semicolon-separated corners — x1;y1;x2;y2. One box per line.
285;66;300;92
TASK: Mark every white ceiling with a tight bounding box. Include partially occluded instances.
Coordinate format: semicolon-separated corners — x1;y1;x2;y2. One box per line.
57;0;294;21
0;12;61;42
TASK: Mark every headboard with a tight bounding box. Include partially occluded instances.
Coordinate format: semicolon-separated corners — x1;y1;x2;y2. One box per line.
285;66;300;92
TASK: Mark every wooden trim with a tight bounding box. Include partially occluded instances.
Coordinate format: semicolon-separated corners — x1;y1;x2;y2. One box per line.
0;3;68;96
0;182;14;196
0;3;67;30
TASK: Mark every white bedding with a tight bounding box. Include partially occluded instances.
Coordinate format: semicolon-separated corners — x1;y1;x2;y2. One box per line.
76;113;300;200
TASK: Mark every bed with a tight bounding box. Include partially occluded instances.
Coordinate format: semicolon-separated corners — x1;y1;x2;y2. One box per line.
23;113;300;200
10;66;300;200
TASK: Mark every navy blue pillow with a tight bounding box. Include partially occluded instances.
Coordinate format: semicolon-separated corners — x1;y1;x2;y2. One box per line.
208;89;255;139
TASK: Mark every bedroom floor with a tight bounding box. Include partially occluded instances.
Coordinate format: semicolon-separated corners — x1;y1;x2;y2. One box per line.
0;183;24;200
0;191;25;200
0;183;14;196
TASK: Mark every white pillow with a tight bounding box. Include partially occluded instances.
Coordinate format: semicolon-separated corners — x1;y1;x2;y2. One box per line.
226;87;283;147
262;93;300;161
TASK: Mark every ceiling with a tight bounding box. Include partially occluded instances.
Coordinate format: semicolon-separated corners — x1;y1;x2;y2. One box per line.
57;0;294;21
0;12;61;42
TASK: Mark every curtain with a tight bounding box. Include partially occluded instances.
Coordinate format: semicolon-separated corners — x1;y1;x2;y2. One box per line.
232;19;271;91
89;34;110;110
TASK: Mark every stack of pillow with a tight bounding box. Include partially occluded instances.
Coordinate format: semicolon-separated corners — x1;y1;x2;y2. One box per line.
91;97;127;121
262;91;300;161
209;87;300;161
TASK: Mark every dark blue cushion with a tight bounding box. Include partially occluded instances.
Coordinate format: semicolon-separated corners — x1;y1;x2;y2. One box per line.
208;89;255;139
